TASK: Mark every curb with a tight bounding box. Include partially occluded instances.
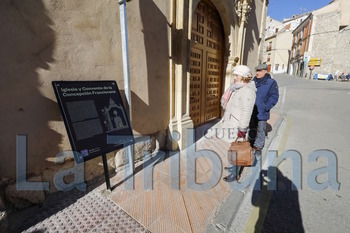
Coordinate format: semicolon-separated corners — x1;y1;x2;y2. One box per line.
206;113;285;233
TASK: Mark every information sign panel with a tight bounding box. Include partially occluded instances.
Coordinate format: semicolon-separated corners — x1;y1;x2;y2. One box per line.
52;81;134;161
308;58;322;66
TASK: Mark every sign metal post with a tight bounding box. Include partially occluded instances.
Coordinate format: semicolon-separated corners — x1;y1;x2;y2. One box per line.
102;154;111;190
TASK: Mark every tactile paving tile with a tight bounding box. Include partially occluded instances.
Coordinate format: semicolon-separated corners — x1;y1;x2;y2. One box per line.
23;191;150;233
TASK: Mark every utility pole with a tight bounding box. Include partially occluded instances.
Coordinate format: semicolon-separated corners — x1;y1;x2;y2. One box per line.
118;0;134;190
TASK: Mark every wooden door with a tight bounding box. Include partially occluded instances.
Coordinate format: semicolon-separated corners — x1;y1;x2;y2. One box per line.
190;0;224;127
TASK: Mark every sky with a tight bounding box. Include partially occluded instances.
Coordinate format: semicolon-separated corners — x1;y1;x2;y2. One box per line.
267;0;332;21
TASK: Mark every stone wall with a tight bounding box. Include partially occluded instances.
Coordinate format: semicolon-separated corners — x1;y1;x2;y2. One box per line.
311;9;350;75
311;12;340;74
0;0;171;180
333;25;350;73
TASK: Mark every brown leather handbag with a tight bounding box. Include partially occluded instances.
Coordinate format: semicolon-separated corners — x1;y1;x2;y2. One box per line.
227;138;254;166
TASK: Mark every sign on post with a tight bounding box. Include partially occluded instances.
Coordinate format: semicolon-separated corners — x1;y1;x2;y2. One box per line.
308;58;322;67
52;81;135;190
52;81;134;161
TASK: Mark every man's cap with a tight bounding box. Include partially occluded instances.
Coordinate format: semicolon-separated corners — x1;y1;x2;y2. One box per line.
255;64;268;71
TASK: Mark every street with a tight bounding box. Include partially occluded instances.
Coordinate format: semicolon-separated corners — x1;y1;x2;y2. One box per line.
252;74;350;232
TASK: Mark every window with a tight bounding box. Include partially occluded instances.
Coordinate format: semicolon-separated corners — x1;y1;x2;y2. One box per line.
275;64;279;71
267;41;272;51
282;64;285;70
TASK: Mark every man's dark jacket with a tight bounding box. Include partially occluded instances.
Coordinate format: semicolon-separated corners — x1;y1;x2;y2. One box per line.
253;73;279;121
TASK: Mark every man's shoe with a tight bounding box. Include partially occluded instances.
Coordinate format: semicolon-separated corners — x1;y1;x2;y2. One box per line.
223;174;240;182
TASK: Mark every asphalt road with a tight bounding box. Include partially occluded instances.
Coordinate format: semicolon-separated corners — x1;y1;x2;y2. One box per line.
261;74;350;232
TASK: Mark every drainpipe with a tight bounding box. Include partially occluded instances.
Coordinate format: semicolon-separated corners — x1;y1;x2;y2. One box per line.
118;0;134;189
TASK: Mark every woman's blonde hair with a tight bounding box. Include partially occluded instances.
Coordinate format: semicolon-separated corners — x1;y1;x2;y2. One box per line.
241;76;253;83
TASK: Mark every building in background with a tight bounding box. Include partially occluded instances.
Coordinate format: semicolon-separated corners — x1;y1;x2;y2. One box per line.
282;13;310;32
265;16;282;38
290;14;313;77
302;0;350;78
264;29;293;73
263;14;309;74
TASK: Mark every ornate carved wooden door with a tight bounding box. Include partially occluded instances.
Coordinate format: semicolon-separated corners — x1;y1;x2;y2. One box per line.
190;0;224;127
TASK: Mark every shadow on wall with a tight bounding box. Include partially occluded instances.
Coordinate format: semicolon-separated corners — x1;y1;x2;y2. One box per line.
134;0;170;135
0;0;60;178
243;0;260;65
251;167;305;232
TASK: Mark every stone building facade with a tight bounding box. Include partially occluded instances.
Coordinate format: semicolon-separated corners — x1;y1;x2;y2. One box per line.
290;14;313;77
289;0;350;78
265;16;282;38
0;0;268;208
306;0;350;77
262;14;308;74
264;30;293;74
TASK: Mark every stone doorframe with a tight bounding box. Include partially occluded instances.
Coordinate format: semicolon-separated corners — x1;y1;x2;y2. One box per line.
168;0;253;150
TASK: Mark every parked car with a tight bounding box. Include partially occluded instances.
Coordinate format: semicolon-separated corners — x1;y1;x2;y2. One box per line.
313;73;333;81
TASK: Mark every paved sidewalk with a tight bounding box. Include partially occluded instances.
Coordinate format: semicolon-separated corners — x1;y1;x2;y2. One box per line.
107;112;282;233
23;190;149;233
12;112;282;233
8;187;149;233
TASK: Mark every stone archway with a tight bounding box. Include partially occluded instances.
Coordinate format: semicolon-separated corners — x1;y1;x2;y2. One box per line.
189;0;225;127
169;0;237;149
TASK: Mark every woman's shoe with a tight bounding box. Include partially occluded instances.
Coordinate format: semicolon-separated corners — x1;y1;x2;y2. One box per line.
223;175;235;182
224;166;233;171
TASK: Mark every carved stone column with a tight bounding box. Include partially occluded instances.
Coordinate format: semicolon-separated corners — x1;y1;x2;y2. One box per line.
169;0;193;150
258;0;269;64
235;0;252;64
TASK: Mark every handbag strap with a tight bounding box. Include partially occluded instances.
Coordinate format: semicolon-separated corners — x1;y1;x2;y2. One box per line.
235;136;247;143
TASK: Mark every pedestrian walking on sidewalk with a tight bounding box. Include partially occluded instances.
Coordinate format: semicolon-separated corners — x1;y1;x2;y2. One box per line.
249;64;279;158
334;70;341;81
219;65;256;181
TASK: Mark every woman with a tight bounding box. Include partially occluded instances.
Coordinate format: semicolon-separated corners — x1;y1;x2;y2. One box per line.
220;65;256;181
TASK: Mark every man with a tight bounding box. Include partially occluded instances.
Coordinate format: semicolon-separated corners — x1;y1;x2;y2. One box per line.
340;72;346;81
250;64;279;157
